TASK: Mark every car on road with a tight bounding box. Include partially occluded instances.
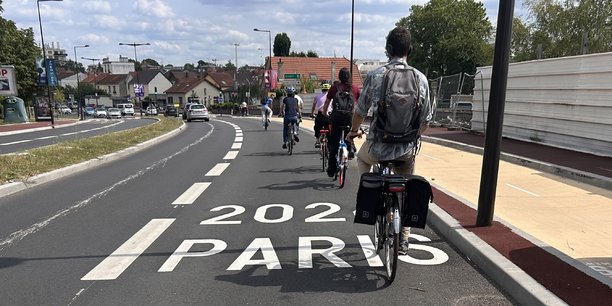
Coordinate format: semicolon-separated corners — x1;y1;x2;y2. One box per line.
145;106;158;116
186;104;210;122
84;106;95;117
182;103;199;119
59;106;72;114
106;108;122;119
117;103;135;116
164;105;178;117
94;107;107;118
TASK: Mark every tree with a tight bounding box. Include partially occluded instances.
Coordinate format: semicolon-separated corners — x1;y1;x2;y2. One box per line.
523;0;612;59
273;33;291;56
306;50;319;57
183;63;195;71
223;60;235;72
396;0;494;78
141;58;160;67
511;17;533;62
0;16;41;102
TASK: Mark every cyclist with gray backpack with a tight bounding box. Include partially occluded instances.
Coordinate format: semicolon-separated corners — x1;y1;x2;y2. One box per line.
322;67;360;178
347;26;432;255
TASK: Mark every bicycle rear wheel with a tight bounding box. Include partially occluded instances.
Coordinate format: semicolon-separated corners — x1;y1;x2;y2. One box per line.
382;203;399;283
321;138;327;172
338;164;347;188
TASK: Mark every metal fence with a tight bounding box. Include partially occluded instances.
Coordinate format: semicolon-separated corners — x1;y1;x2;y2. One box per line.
429;72;476;129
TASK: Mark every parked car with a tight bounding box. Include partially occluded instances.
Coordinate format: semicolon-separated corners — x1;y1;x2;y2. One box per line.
59;106;72;114
182;103;199;119
186;104;210;122
145;106;158;116
106;108;122;119
164;105;178;117
94;106;107;118
116;103;135;116
84;106;95;117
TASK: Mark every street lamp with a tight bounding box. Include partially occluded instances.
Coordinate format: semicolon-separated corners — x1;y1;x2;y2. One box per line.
82;57;101;107
37;0;63;127
119;42;150;115
74;44;89;120
233;43;240;90
253;28;272;71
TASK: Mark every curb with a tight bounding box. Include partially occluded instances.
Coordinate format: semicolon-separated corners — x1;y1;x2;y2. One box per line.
427;201;568;306
0;121;186;198
422;136;612;190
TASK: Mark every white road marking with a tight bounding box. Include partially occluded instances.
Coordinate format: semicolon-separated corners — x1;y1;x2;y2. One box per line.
1;121;125;146
206;163;230;176
231;143;242;149
506;183;540;197
357;235;383;267
298;236;351;268
171;183;211;205
82;219;175;280
223;151;239;160
0;139;32;146
37;136;56;140
423;154;439;160
235;137;243;142
227;238;281;270
236;133;243;137
159;239;227;272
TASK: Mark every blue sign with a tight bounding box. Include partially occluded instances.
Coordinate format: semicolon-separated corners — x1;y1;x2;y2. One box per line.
36;57;47;86
46;59;58;87
134;84;144;97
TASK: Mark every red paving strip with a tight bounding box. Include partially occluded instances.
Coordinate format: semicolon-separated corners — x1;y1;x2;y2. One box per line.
432;187;612;305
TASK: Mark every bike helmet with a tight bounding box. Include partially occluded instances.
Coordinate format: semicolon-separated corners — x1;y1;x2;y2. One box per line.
286;86;296;94
321;83;331;90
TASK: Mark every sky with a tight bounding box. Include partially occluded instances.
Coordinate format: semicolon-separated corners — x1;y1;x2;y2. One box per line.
2;0;527;68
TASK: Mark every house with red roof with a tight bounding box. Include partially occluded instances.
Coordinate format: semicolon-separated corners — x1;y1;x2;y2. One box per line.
265;56;363;90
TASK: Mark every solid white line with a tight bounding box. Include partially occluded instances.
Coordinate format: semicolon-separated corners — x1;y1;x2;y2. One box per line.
37;136;56;140
0;139;32;146
506;183;540;197
171;183;211;205
231;143;242;149
423;154;439;160
81;219;175;280
235;137;243;142
206;163;230;176
223;151;239;160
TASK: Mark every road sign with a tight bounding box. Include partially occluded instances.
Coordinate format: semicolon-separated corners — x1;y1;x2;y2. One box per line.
134;84;144;97
284;73;300;79
283;79;300;86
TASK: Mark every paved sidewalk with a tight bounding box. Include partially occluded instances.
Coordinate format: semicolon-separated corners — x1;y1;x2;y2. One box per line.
2;116;611;304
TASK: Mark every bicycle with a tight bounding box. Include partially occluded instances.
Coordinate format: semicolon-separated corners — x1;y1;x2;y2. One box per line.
334;126;351;188
372;160;407;283
318;125;330;172
286;121;298;155
262;107;271;131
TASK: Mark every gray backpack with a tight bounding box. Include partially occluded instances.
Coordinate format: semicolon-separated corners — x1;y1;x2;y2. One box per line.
374;63;422;143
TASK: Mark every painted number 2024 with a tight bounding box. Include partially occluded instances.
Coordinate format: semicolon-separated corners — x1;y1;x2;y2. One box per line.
200;203;346;225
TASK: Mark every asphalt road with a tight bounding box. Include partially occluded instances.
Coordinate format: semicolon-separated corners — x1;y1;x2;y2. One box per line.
0;118;154;154
0;117;515;305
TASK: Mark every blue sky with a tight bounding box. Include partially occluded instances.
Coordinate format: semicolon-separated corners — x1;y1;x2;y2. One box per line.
3;0;527;68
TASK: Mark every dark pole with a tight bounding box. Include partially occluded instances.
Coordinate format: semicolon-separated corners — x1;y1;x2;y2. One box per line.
349;0;355;78
74;44;89;120
37;0;60;127
119;42;150;115
476;0;515;226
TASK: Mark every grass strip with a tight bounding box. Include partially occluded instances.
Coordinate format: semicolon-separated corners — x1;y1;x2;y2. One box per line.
0;117;183;184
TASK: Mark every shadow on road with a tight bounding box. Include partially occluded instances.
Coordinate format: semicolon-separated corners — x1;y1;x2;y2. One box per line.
259;178;337;191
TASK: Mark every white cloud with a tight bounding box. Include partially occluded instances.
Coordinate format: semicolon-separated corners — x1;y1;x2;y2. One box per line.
133;0;175;18
93;15;123;29
81;1;113;14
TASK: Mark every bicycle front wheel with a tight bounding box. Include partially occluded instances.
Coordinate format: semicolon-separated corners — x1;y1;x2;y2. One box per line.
382;204;399;283
338;164;347;188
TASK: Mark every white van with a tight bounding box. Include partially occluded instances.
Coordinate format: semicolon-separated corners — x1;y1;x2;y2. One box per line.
117;103;135;116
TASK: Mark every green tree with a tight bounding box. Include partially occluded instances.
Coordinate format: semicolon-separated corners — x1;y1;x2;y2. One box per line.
273;33;291;56
223;60;236;72
0;16;41;101
306;50;319;57
142;58;160;67
183;63;195;71
524;0;612;58
396;0;494;78
511;17;533;62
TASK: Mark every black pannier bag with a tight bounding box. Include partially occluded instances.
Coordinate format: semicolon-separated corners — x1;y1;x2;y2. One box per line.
354;173;384;225
402;175;433;228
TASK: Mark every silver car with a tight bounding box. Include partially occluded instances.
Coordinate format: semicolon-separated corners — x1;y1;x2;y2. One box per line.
106;108;122;119
186;104;209;122
94;107;107;118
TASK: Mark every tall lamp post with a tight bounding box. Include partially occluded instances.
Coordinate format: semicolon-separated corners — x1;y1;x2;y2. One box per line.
119;42;150;115
253;28;272;71
73;44;89;120
37;0;63;127
233;43;240;91
81;57;101;107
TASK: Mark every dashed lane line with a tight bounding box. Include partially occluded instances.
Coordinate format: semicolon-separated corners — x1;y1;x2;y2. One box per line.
171;183;211;205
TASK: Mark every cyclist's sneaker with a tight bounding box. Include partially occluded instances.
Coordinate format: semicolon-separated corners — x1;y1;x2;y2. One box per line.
314;141;320;148
399;240;410;255
282;143;287;149
293;135;300;142
327;169;335;178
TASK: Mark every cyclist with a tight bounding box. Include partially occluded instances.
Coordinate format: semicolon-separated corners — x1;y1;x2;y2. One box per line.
260;94;273;127
295;91;304;128
322;68;360;178
311;83;332;148
347;26;432;255
280;87;300;149
240;101;248;116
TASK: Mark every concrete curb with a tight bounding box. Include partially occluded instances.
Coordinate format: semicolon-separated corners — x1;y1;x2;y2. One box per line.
427;202;569;306
422;136;612;190
0;121;186;198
